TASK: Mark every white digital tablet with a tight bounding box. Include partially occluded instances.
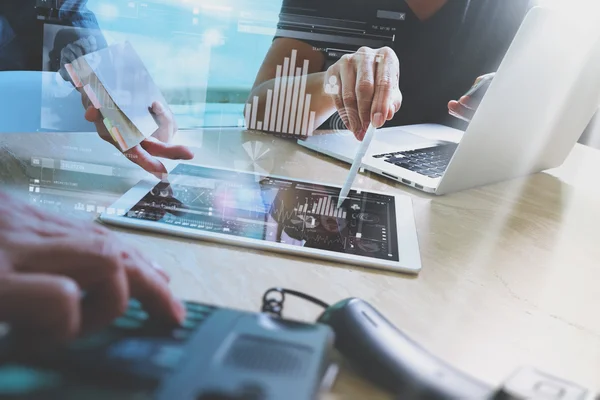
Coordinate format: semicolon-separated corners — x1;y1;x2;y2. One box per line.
100;164;422;273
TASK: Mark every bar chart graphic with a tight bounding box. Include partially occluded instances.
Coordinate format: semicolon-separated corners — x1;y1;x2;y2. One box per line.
296;195;347;219
245;49;317;136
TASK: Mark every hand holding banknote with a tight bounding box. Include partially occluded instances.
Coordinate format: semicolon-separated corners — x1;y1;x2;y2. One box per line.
63;41;194;176
82;96;194;176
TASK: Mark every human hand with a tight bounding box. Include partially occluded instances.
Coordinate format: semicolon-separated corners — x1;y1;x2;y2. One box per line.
58;35;100;83
448;73;495;122
0;191;185;346
325;47;403;140
82;97;194;176
61;36;193;175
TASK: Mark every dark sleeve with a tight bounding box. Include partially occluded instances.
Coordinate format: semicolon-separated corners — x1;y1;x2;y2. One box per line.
0;15;26;71
47;0;108;73
273;0;365;66
273;0;319;45
57;0;102;28
459;0;533;74
428;0;533;128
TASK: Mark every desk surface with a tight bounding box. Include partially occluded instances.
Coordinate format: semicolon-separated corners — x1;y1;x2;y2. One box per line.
1;128;599;398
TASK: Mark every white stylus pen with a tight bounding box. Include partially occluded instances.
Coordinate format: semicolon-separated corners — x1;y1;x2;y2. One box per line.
336;123;377;209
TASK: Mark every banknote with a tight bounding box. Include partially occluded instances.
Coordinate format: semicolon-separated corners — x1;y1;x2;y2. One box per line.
66;41;169;151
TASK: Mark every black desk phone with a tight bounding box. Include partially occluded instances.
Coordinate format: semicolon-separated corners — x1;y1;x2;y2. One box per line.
0;288;592;400
0;299;334;400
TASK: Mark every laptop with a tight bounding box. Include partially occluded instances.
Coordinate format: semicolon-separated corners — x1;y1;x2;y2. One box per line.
298;6;600;195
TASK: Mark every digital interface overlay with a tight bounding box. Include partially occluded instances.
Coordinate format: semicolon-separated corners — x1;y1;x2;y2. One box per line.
125;164;399;261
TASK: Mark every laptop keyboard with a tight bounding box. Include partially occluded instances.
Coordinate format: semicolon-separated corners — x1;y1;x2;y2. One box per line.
373;143;458;178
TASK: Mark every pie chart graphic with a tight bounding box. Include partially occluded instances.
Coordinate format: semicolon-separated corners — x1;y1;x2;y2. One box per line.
358;213;380;224
303;216;318;229
356;239;380;253
234;140;276;177
290;215;319;229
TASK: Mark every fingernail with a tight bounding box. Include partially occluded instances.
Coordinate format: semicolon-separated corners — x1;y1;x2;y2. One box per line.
151;261;171;281
83;84;100;109
151;261;164;271
357;128;366;140
153;102;165;114
373;112;384;127
174;300;186;324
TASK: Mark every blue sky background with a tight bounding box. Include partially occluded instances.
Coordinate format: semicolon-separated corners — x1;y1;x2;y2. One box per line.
86;0;283;93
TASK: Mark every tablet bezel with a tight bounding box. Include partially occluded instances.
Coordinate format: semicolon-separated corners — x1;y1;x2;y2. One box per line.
99;163;421;274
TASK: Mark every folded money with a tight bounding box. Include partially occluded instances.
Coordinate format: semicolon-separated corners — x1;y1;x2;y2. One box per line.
65;41;171;152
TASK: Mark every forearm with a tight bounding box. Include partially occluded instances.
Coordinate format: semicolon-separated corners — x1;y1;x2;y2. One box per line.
246;71;337;134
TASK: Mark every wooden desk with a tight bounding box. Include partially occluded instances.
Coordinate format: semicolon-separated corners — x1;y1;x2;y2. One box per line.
1;129;599;398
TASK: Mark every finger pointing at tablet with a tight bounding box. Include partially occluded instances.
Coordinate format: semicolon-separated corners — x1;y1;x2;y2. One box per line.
325;46;402;141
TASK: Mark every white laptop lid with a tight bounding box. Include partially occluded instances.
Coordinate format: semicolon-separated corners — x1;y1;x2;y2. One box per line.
437;6;600;194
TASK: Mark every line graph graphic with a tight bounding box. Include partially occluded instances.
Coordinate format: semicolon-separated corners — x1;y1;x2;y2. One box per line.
311;234;346;247
271;199;300;223
245;49;316;136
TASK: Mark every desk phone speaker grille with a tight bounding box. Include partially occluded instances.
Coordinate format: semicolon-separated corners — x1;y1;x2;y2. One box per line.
223;335;311;377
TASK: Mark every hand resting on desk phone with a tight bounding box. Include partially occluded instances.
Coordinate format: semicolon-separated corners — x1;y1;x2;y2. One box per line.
0;191;185;347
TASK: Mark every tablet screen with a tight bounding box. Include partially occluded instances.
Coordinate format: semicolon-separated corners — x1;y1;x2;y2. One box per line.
124;164;399;261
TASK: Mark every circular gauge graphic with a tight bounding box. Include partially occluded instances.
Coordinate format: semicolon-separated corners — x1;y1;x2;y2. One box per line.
358;213;380;223
172;187;196;204
303;216;318;229
356;239;380;253
330;112;352;136
320;216;347;232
